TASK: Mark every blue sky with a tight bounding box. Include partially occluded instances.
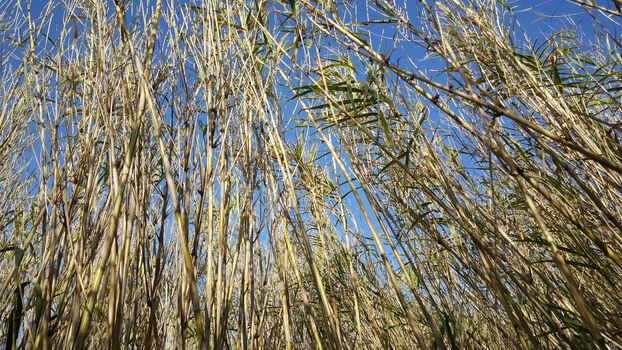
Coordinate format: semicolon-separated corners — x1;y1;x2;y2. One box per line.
8;0;618;255
11;0;615;190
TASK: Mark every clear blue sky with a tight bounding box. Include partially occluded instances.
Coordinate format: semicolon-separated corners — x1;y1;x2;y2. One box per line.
11;0;616;254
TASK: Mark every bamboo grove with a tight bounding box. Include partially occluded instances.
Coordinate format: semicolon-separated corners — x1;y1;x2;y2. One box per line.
1;0;621;348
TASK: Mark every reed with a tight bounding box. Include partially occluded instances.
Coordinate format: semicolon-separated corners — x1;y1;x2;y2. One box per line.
1;0;621;348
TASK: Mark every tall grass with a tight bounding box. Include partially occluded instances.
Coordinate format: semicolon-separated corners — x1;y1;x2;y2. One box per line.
1;0;621;348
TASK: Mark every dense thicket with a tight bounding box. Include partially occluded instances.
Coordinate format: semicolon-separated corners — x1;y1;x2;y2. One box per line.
1;0;621;348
